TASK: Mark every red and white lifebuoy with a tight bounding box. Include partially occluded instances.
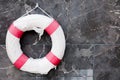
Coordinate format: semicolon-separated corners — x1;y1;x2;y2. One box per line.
6;14;66;74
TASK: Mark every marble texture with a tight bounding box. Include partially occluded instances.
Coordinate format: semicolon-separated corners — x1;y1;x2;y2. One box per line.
0;0;120;80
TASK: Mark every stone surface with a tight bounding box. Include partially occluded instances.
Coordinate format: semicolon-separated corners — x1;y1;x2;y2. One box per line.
0;0;120;80
94;45;120;80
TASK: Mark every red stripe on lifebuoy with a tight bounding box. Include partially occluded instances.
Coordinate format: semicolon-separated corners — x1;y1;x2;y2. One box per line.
9;24;23;38
46;51;61;66
14;54;28;69
45;20;59;35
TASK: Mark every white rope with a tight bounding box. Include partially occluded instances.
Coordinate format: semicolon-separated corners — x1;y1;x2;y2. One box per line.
22;3;53;18
21;3;53;40
32;27;44;40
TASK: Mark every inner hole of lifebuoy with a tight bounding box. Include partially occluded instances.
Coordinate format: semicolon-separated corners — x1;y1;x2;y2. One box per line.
20;30;52;59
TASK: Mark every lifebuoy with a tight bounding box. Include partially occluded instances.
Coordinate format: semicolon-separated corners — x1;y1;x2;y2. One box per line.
6;14;66;74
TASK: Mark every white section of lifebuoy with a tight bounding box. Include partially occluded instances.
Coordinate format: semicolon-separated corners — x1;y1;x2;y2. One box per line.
6;14;66;74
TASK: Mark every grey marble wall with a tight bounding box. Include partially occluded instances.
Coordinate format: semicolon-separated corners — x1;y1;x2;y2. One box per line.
0;0;120;80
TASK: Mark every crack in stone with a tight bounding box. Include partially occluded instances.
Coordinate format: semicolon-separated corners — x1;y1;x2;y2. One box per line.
94;45;117;57
0;65;14;70
39;44;45;58
71;4;104;21
0;45;6;50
